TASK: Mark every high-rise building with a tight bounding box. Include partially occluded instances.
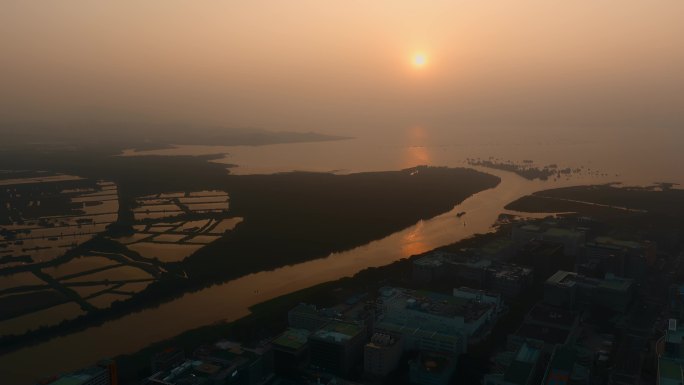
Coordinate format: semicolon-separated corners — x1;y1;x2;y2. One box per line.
309;321;367;376
364;332;402;378
271;328;310;374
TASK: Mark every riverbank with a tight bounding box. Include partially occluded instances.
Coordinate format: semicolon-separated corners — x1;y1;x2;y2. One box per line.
0;166;500;355
0;167;550;385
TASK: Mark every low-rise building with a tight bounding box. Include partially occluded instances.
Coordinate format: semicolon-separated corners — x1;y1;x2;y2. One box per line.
40;360;118;385
544;270;634;312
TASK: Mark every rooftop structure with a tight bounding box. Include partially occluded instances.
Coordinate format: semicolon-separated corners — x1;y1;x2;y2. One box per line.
312;322;364;343
364;332;403;377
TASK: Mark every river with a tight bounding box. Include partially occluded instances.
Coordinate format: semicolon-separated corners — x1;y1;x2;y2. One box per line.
0;167;604;384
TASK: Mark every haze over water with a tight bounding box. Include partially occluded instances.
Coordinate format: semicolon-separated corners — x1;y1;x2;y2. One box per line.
127;125;684;186
3;1;683;153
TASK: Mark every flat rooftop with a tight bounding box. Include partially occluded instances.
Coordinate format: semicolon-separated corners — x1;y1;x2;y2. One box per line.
594;236;644;250
272;328;310;351
516;324;570;346
527;303;577;329
545;227;583;238
313;322;363;343
394;288;494;322
598;277;633;292
545;270;577;287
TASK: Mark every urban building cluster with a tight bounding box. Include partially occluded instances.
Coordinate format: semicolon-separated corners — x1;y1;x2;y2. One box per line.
39;218;681;385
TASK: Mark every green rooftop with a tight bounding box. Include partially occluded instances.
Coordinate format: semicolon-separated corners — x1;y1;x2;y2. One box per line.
272;328;310;350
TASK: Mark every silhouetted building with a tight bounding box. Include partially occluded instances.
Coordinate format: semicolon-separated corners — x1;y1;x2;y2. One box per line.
40;360;118;385
409;352;456;385
364;332;402;378
378;286;497;340
271;328;310;375
484;339;544;385
544;270;634;312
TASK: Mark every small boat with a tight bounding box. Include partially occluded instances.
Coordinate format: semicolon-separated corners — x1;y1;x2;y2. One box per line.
456;211;466;218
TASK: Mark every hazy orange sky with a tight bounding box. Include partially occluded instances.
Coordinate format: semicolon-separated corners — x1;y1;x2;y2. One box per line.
1;1;682;134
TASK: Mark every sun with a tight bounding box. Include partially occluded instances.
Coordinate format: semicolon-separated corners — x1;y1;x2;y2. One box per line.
412;53;427;68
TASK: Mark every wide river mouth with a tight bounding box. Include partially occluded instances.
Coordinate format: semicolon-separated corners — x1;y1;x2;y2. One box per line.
4;127;678;384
